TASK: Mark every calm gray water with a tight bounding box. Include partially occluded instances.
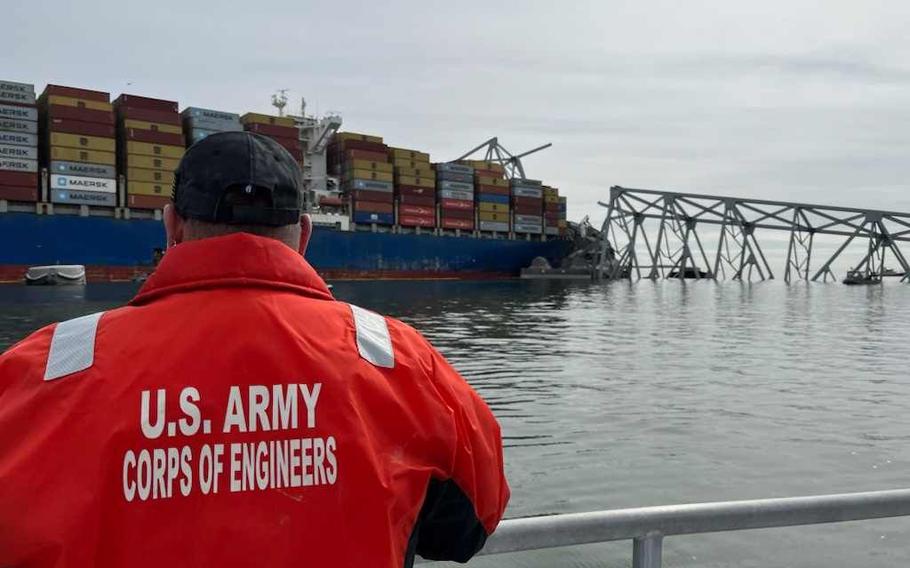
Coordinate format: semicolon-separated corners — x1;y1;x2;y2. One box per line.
3;280;910;567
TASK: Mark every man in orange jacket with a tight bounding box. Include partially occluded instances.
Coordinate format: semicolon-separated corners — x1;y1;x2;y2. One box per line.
0;132;509;567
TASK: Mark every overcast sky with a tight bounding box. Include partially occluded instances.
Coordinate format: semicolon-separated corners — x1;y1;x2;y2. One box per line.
8;0;910;223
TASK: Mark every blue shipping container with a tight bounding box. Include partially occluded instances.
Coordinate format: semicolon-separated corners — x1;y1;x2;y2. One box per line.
479;193;510;204
353;212;395;225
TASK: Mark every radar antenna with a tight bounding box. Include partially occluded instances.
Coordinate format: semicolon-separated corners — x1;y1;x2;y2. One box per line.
271;89;289;116
452;137;552;179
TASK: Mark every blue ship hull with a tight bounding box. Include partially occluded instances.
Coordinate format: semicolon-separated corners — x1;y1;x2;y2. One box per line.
0;213;571;281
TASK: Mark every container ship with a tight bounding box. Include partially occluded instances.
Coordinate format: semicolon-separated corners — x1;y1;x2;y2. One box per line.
0;80;573;282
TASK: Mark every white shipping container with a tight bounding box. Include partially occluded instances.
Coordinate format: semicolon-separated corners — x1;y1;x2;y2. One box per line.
0;157;38;172
514;223;543;234
50;160;117;179
437;180;473;192
51;188;117;206
0;144;37;160
515;214;543;224
0;131;38;147
545;227;561;235
438;188;474;201
479;221;510;232
0;104;38;122
0;80;36;105
512;187;543;199
51;174;117;194
510;178;543;187
0;118;38;134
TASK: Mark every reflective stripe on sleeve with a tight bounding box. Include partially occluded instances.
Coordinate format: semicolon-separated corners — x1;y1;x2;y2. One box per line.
43;311;104;381
349;304;395;369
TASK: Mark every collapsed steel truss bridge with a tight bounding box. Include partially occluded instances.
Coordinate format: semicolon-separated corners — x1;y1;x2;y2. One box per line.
599;186;910;282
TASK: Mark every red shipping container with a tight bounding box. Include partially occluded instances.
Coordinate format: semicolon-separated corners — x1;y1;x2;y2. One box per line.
48;117;116;138
544;212;561;221
545;202;560;213
114;94;178;113
514;204;542;215
42;84;110;103
473;169;502;178
397;185;435;197
246;122;299;139
116;106;181;126
512;196;543;207
398;194;436;206
354;200;394;214
129;194;170;210
47;104;115;125
440;198;473;211
124;128;184;146
545;218;560;227
399;204;434;217
269;136;302;153
353;190;394;204
476;184;509;196
0;171;39;188
441;218;474;230
346;149;388;162
0;186;38;202
338;139;387;153
440;207;474;220
399;215;436;228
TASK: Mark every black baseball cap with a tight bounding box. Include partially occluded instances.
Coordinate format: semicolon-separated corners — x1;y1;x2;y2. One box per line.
172;131;302;226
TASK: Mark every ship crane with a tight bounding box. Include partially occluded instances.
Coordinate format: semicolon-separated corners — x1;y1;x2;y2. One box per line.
453;137;552;179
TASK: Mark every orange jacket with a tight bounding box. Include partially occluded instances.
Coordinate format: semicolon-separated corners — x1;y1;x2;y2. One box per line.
0;233;509;567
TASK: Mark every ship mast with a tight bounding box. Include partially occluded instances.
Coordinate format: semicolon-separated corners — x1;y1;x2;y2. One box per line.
271;89;289;117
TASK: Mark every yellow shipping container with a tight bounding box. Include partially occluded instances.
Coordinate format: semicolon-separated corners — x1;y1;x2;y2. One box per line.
349;159;394;173
125;141;185;159
476;175;508;187
461;160;505;173
335;132;383;144
129;181;171;197
240;112;295;128
479;202;509;213
46;95;113;112
393;158;429;169
396;175;434;189
50;132;115;153
388;148;430;162
49;146;115;166
347;169;393;183
125;155;180;171
479;211;510;222
127;167;176;184
545;195;559;204
543;186;559;196
395;166;435;178
123;119;183;135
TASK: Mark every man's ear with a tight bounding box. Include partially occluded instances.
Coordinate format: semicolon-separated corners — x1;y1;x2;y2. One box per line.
163;204;184;248
298;214;312;255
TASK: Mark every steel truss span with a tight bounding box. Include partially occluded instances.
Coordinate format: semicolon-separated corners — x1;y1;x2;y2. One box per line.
598;186;910;283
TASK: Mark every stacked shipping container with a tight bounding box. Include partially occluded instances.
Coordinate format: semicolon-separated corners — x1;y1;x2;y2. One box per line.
511;178;544;234
543;186;562;235
436;162;474;231
473;162;511;233
329;132;394;226
40;85;117;206
115;94;184;210
182;107;242;145
241;113;303;163
0;81;39;202
391;147;434;228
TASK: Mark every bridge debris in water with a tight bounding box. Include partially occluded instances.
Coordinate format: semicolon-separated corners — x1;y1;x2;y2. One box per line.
598;186;910;283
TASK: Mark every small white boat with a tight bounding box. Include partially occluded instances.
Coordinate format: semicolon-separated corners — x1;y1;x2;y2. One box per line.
24;265;87;286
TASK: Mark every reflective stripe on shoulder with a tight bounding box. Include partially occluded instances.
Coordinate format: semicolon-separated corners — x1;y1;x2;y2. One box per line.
349;304;395;369
44;311;104;381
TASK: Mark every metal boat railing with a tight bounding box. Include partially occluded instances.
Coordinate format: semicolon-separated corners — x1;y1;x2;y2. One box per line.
448;488;910;567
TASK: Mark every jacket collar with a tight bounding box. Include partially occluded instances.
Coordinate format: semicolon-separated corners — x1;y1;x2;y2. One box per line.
130;233;334;306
